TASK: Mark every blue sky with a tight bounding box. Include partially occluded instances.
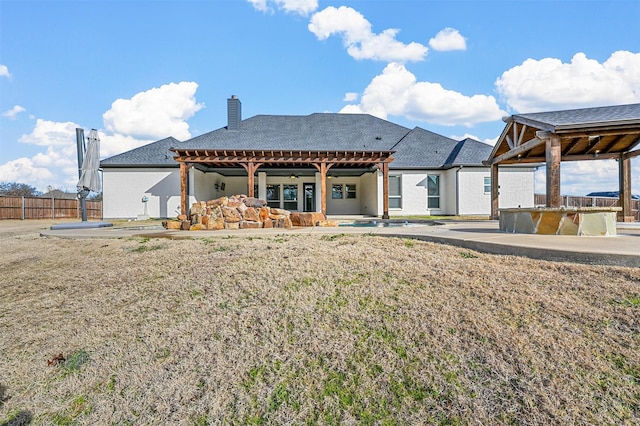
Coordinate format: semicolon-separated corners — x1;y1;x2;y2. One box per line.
1;0;639;195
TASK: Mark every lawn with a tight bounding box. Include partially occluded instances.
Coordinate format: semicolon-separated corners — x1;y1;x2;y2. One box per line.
0;221;638;425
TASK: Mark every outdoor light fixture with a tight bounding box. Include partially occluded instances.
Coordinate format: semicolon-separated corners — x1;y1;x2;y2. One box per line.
327;175;333;179
594;150;600;158
290;174;297;179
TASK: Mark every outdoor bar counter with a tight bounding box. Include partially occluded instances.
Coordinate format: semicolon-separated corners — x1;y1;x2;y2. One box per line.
499;207;621;236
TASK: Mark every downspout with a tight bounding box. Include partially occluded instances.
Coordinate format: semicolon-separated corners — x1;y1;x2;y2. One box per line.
455;166;463;216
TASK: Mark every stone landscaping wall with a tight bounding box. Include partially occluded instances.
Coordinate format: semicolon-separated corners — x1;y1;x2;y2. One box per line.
162;194;337;231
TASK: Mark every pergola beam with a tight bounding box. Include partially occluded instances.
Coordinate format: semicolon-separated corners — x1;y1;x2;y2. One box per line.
172;149;395;217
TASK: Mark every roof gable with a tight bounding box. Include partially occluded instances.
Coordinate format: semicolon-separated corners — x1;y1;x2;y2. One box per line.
389;128;490;168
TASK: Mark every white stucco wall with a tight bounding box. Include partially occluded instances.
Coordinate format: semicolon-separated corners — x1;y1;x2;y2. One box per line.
326;176;362;215
497;167;536;209
381;166;535;216
455;167;535;215
104;165;534;219
359;172;378;216
456;167;489;215
102;167;184;219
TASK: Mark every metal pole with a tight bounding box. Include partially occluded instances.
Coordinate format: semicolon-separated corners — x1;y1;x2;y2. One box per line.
76;128;88;221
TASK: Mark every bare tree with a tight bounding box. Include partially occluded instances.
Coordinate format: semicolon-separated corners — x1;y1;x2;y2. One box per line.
0;182;41;197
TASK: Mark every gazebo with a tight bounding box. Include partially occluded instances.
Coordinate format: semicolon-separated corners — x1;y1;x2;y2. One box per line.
485;103;640;222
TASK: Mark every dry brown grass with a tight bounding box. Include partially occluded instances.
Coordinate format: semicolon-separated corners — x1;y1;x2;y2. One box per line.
0;220;638;425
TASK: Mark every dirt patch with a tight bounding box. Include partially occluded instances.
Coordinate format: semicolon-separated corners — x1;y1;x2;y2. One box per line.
1;221;638;424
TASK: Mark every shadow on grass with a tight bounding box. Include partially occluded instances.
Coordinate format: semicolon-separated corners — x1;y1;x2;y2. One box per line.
0;384;32;426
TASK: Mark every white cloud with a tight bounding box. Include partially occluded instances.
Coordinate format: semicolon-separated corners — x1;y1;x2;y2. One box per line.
248;0;318;15
308;6;428;62
429;28;466;51
0;157;55;189
0;64;10;78
496;51;640;113
2;105;26;119
450;133;498;145
4;81;202;192
102;81;204;140
247;0;269;13
343;92;359;102
18;119;80;147
99;132;153;158
341;62;505;126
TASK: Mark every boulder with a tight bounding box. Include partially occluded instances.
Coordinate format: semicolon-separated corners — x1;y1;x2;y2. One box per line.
259;207;270;221
263;218;273;228
221;206;242;222
243;207;260;222
207;216;225;230
207;196;228;208
227;198;242;208
270;208;290;216
243;197;267;208
163;220;181;230
240;221;261;229
224;222;240;230
177;214;188;221
190;201;206;216
180;220;191;231
290;212;326;227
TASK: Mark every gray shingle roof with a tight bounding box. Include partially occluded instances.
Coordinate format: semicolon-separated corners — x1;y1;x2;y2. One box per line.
101;137;181;167
512;103;640;132
446;137;494;166
101;114;493;169
389;128;492;168
183;113;410;151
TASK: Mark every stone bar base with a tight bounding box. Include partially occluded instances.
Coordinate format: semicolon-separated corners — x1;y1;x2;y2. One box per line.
499;207;621;236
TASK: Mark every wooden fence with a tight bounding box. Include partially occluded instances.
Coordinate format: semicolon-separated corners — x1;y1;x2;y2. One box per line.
534;194;639;221
0;196;102;220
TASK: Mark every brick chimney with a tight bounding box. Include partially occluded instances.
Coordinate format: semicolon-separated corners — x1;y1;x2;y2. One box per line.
227;95;241;131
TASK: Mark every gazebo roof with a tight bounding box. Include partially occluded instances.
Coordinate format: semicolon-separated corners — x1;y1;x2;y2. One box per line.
486;103;640;165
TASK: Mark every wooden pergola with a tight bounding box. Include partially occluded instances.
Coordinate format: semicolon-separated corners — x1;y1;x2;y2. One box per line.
170;148;395;218
485;104;640;221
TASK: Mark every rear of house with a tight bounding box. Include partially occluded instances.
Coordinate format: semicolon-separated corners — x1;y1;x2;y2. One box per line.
101;98;534;219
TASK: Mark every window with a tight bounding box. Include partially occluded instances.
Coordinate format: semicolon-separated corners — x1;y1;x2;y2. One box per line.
427;174;440;209
483;177;491;193
332;184;357;199
266;184;280;208
389;175;402;209
283;184;298;210
332;184;343;199
345;184;356;199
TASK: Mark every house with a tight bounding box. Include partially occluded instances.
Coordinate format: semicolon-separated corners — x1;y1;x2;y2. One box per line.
100;97;534;219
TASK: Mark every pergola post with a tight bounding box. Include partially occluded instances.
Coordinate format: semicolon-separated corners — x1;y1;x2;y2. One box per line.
546;134;562;207
490;163;499;219
380;162;390;219
240;161;262;197
315;162;333;216
619;154;633;222
180;162;189;216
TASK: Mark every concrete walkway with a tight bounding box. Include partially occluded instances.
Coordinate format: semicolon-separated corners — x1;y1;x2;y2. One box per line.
40;220;640;268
